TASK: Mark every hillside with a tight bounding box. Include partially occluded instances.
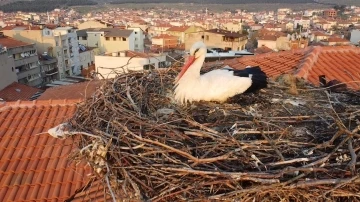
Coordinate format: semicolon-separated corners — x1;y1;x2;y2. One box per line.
0;0;97;12
109;0;315;4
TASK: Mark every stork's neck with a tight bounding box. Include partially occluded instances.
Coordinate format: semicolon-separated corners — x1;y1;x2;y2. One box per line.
181;54;205;81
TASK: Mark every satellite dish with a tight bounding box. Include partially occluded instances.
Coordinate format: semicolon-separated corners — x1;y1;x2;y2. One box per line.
21;53;25;57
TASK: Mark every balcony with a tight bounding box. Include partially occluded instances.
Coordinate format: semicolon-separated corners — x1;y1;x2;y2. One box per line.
17;66;41;80
40;58;57;65
45;68;59;76
14;55;39;68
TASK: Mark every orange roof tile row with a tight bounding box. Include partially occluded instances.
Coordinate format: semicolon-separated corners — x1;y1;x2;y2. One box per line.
0;102;91;201
223;45;360;89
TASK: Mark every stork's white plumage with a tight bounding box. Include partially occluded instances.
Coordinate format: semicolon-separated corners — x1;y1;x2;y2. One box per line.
174;41;268;104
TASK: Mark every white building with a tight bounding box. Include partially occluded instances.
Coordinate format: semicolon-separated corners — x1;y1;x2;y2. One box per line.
95;50;168;79
77;28;136;54
350;29;360;45
52;27;81;75
128;27;145;52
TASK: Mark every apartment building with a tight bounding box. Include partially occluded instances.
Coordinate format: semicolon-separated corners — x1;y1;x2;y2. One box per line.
128;27;145;52
184;29;248;51
0;44;17;90
39;53;59;84
95;50;167;78
0;32;41;87
2;25;80;78
77;28;136;54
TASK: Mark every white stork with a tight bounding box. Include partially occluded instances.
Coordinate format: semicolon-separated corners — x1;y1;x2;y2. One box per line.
174;41;268;104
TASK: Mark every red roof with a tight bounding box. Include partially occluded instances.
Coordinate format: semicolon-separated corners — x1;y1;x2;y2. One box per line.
254;45;275;54
37;80;102;100
0;82;43;101
166;26;190;32
0;100;90;201
0;36;32;49
223;46;360;89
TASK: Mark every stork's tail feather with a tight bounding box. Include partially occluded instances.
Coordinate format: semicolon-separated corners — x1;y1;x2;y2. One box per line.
232;66;268;93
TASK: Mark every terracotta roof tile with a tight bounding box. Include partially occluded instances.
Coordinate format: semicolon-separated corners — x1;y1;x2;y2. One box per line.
166;26;190;32
0;36;32;49
223;46;360;89
0;100;91;201
0;82;43;102
37;81;102;100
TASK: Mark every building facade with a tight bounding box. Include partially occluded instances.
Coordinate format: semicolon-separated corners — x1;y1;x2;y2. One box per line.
185;29;248;51
0;33;41;87
0;45;17;90
95;50;168;78
2;25;80;79
77;28;135;54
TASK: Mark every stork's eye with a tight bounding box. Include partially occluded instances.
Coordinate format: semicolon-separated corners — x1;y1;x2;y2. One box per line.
194;48;199;55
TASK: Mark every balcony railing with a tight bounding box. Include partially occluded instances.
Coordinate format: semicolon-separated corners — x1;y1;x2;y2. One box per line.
14;55;39;67
45;68;58;76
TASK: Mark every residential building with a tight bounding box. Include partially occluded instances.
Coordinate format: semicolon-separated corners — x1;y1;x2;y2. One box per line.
77;28;135;54
223;21;243;32
0;33;41;87
2;25;81;78
0;44;17;90
166;25;205;44
323;9;337;18
350;29;360;45
128;27;145;52
152;34;178;48
320;37;351;46
79;46;96;71
39;53;59;84
311;31;331;42
52;27;81;75
77;20;112;29
95;50;168;78
185;29;248;51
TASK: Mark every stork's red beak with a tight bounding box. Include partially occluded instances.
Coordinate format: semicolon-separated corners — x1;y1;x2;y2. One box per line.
175;56;196;83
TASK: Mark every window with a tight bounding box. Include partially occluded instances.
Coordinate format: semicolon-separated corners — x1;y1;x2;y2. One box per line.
135;32;138;34
113;37;117;41
106;37;110;41
77;37;80;40
12;67;14;72
82;36;87;40
158;61;166;68
206;35;209;41
122;37;126;41
201;35;204;39
143;63;155;70
135;44;138;48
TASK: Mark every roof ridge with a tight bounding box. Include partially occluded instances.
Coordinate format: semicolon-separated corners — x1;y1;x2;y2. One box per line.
295;46;322;79
0;99;82;111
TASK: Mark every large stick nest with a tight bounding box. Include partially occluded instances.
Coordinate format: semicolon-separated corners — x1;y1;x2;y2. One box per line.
70;67;360;202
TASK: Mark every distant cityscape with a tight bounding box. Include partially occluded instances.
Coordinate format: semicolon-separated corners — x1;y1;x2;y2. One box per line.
0;4;360;93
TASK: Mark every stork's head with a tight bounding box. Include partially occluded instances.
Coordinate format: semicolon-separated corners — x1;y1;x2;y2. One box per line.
175;41;207;83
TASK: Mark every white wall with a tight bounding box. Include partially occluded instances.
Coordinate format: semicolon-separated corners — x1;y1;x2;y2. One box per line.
95;54;167;79
128;27;145;52
350;30;360;44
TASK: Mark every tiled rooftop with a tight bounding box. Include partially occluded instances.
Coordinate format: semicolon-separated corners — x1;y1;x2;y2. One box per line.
0;36;32;49
0;100;91;201
223;46;360;89
0;82;43;102
37;81;102;100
